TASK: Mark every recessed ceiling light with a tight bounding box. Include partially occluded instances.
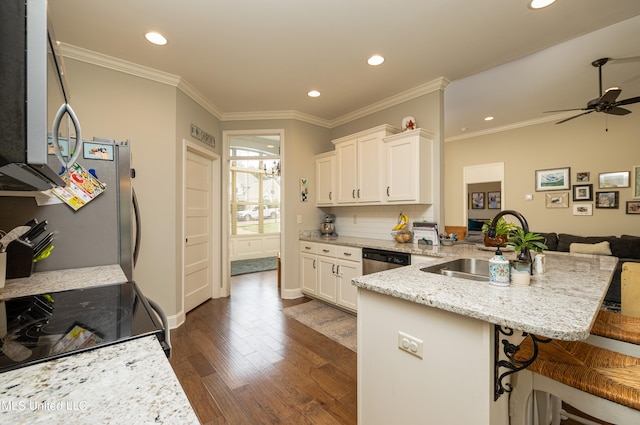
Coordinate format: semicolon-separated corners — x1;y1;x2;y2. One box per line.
367;55;385;66
307;90;321;98
529;0;556;10
484;116;494;121
145;32;168;46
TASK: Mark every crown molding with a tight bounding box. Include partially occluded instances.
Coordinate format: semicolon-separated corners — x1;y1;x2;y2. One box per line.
444;113;569;143
59;43;448;129
330;77;450;128
221;110;332;127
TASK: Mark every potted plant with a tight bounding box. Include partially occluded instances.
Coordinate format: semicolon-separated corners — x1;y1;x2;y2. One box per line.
481;217;516;247
506;227;548;284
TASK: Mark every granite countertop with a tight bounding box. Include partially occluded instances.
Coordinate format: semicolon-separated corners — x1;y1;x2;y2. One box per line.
1;265;199;424
352;244;617;341
299;234;617;340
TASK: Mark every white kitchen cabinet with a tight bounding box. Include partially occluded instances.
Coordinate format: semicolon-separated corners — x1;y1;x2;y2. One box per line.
333;125;399;205
299;242;318;295
315;151;335;206
299;241;361;312
383;128;434;204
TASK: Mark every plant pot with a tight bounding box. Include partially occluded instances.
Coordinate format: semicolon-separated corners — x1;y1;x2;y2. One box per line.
484;234;508;247
510;260;532;286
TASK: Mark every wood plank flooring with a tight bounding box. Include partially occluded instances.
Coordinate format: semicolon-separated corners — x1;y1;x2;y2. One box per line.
168;270;357;425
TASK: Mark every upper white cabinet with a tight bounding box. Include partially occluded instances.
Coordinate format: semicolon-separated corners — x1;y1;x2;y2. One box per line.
333;125;399;205
315;151;335;206
383;128;434;204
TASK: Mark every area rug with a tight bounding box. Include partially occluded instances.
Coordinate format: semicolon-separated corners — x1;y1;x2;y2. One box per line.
283;300;357;352
231;256;278;276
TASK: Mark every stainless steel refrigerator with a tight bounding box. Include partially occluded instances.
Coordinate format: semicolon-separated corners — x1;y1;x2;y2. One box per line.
0;137;138;281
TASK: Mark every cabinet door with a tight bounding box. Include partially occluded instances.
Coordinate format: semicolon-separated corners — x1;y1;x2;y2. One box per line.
357;134;382;203
335;139;358;204
316;155;334;205
317;256;337;303
336;259;361;312
385;137;418;202
300;252;318;295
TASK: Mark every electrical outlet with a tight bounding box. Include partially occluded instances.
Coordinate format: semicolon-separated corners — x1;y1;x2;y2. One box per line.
398;331;423;359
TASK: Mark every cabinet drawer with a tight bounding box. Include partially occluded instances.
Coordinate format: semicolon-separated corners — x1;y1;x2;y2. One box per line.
317;243;337;257
299;241;317;254
336;246;361;262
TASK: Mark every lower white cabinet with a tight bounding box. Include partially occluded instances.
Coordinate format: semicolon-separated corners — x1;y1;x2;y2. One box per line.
299;241;362;313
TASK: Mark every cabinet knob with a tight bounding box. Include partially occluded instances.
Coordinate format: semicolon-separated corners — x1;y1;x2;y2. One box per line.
329;191;332;200
387;186;390;196
357;189;360;198
323;249;330;253
343;252;352;256
313;259;316;268
352;189;356;199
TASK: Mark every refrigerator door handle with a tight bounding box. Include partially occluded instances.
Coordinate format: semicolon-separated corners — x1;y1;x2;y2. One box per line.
133;188;141;267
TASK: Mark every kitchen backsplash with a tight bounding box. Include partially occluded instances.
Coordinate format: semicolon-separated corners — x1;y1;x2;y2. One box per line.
319;205;435;240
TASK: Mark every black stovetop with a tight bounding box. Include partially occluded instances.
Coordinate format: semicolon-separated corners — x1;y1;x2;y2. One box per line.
0;281;164;373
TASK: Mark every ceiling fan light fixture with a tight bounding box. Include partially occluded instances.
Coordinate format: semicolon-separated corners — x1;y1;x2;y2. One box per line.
484;116;494;121
145;32;168;46
367;55;385;66
307;90;321;98
529;0;557;10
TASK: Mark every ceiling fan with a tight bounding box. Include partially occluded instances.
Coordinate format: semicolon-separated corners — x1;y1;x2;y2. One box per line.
545;56;640;124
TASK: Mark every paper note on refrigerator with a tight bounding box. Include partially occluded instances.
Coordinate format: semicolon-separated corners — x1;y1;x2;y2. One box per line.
51;162;107;210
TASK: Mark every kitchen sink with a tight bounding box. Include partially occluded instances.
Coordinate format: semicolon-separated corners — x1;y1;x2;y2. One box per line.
421;258;490;282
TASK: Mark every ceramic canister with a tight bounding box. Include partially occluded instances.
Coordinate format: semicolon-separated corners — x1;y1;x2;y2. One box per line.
489;253;510;285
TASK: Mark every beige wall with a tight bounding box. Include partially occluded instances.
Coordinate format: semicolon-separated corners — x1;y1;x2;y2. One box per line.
445;116;640;235
65;58;223;319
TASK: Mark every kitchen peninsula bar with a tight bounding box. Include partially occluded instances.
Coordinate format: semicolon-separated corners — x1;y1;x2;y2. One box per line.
351;244;617;425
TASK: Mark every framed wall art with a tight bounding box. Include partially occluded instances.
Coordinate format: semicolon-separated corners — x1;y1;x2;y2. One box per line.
595;191;619;209
576;172;590;183
535;167;570;191
545;192;569;208
633;165;640;199
573;204;593;216
626;201;640;215
487;191;501;209
471;192;485;209
598;171;629;189
572;184;592;202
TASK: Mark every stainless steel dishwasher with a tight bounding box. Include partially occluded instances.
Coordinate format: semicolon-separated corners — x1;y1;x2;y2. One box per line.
362;247;411;274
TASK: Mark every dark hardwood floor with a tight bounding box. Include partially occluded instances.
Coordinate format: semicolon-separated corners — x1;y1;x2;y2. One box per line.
168;270;357;425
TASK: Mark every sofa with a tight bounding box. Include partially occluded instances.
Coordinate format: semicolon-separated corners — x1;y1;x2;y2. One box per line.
536;233;640;305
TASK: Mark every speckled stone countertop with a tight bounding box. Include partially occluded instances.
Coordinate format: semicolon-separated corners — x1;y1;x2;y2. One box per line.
300;235;617;340
1;265;199;424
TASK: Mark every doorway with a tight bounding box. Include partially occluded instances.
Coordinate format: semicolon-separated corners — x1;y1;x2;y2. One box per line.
223;130;283;297
462;163;505;236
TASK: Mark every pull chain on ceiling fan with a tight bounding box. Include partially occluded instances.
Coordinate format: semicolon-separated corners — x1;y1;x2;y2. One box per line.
544;56;640;124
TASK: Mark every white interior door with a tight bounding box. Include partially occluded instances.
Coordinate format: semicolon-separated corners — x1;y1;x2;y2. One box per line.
184;148;213;312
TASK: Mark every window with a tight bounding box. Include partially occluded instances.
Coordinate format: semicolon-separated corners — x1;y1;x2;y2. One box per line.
229;134;280;235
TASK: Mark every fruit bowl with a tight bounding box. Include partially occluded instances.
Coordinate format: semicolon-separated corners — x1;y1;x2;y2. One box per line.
392;229;414;243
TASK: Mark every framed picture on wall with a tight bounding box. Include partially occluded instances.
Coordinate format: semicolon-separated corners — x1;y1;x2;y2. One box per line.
535;167;571;191
487;191;501;209
599;171;629;189
545;192;569;208
576;172;590;183
626;201;640;215
573;204;593;216
633;165;640;199
595;191;619;209
572;184;592;201
471;192;485;209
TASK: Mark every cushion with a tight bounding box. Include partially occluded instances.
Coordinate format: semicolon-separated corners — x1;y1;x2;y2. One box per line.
535;232;558;251
609;238;640;259
569;241;612;256
557;233;615;252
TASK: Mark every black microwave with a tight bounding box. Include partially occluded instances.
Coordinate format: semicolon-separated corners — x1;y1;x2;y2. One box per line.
0;0;76;191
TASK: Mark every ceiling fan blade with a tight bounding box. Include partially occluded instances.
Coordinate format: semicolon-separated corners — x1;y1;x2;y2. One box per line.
598;87;622;104
604;106;632;116
616;96;640;106
555;110;594;124
609;56;640;65
543;107;587;113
